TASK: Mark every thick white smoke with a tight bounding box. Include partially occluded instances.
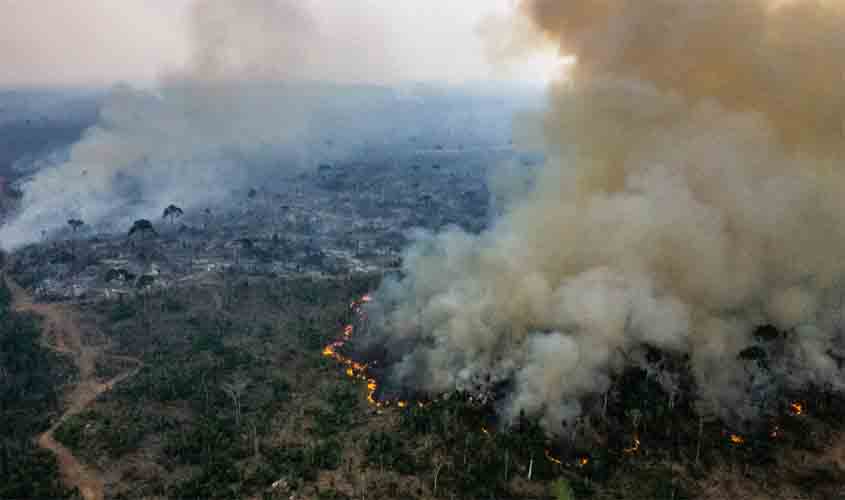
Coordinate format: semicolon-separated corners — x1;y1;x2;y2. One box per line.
366;0;845;432
0;0;399;248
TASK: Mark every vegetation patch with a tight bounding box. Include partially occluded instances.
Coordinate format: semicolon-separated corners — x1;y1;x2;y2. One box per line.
0;279;78;499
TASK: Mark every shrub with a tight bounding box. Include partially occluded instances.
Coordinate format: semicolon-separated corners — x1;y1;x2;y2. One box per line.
552;479;575;500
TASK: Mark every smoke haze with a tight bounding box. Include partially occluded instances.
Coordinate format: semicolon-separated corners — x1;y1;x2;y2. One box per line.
0;0;190;88
0;0;434;247
366;0;845;431
1;0;543;88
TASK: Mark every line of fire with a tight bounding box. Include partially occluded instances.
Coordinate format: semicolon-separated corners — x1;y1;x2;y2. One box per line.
322;294;827;480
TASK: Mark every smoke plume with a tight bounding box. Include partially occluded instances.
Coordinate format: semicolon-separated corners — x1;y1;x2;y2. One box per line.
366;0;845;432
0;0;398;248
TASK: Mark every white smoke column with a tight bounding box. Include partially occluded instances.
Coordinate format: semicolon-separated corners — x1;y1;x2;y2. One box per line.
367;0;845;431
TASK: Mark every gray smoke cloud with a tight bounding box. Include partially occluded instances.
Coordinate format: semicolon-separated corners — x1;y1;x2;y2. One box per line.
366;0;845;432
0;0;400;248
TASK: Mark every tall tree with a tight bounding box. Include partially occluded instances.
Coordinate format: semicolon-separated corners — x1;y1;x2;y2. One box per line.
128;219;157;239
162;204;184;225
66;219;84;259
67;219;84;233
135;275;156;333
222;379;248;428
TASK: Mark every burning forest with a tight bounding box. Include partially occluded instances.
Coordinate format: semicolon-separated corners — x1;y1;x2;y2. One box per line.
360;0;845;441
4;0;845;498
324;288;845;486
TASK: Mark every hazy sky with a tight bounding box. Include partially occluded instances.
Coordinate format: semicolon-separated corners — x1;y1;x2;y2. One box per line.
0;0;558;88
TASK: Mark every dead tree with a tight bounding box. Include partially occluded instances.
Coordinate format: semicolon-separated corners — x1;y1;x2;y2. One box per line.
694;399;718;465
222;379;248;428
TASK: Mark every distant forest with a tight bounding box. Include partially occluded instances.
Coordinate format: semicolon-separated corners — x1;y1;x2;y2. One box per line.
0;88;102;180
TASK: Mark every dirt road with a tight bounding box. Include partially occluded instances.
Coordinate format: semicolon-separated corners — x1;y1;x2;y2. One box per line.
6;277;142;500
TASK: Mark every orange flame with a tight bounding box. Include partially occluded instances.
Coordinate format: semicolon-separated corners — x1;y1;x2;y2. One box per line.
729;434;745;445
544;450;590;468
790;402;804;415
322;294;427;410
366;379;380;407
623;434;641;454
545;449;563;465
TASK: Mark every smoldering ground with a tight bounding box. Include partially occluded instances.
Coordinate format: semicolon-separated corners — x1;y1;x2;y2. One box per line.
363;0;845;433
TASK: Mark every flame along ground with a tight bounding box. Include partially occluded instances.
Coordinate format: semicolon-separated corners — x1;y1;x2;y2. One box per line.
320;295;810;466
729;434;746;445
321;294;495;415
725;401;806;446
321;294;419;409
731;401;805;444
321;293;589;467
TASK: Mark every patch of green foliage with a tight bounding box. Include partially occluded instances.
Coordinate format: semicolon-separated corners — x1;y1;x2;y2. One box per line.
310;386;359;435
366;431;416;475
552;479;575;500
169;453;243;500
317;489;351;500
611;465;691;500
56;407;177;460
0;441;79;499
395;393;561;498
164;415;250;466
0;278;11;309
107;300;136;323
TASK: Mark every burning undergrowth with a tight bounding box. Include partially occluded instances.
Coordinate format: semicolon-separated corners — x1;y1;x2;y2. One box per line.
325;293;845;496
323;294;431;409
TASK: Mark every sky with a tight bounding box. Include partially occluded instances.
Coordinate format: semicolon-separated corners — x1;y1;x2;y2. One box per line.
0;0;559;88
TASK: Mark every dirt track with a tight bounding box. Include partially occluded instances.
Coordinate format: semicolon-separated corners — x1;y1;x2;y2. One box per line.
6;277;142;500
